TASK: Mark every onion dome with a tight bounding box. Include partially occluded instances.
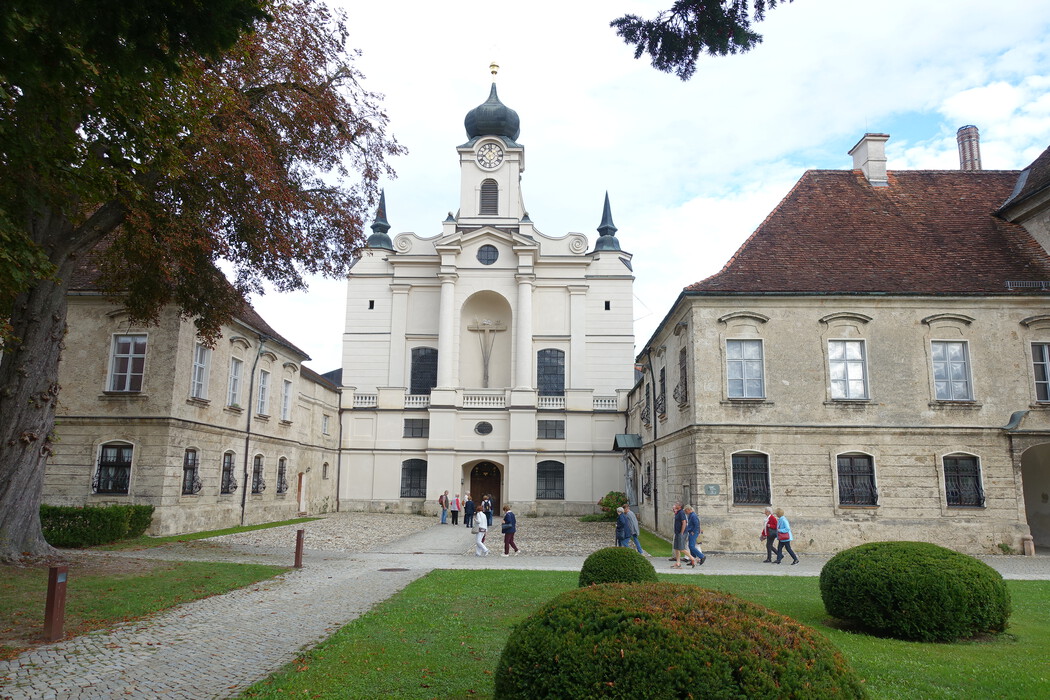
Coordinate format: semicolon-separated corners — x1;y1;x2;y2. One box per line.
593;192;621;251
464;83;520;141
366;190;393;250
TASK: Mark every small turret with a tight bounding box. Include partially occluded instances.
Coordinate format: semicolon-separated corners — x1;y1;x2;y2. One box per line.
593;192;621;251
365;190;393;250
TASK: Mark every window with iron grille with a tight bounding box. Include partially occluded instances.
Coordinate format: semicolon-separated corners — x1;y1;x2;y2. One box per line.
537;348;565;396
94;443;132;494
220;451;237;494
837;454;877;505
944;455;985;507
829;340;868;400
931;340;973;401
182;449;202;495
190;344;210;399
109;335;147;392
404;418;430;438
277;457;289;494
410;347;438;395
731;453;770;505
656;367;667;416
536;460;565;500
251;455;266;493
537;419;565;439
479;179;498;215
727;339;764;399
641;385;651;426
673;347;688;406
1033;343;1050;402
400;459;427;498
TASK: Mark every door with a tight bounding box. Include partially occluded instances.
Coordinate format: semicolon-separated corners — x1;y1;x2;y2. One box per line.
469;462;502;516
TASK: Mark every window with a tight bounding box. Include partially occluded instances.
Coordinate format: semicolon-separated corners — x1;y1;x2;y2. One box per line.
221;452;237;494
322;462;330;480
281;379;293;421
257;370;270;414
537;348;565;397
829;340;868;399
477;244;499;265
251;455;265;493
475;421;493;435
109;335;147;392
410;347;438;395
404;419;430;438
228;358;243;407
726;339;764;399
837;454;877;505
94;443;132;494
277;457;289;494
641;384;651;426
400;459;427;498
479;179;498;215
536;460;565;500
656;367;667;415
931;341;972;400
731;453;770;505
1033;343;1050;402
182;449;202;495
673;347;688;406
537;419;565;439
944;455;985;507
322;414;331;435
190;344;210;399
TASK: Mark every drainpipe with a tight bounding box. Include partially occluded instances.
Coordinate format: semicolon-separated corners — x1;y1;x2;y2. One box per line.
335;388;344;512
642;348;659;532
240;334;270;526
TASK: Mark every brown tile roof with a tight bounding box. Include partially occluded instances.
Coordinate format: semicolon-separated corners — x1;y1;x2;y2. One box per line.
1000;145;1050;211
687;169;1050;295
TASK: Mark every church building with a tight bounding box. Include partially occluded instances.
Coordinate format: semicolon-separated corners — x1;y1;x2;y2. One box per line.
337;82;635;515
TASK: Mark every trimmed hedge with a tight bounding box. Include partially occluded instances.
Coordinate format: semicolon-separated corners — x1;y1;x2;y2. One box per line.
41;504;155;548
578;546;657;587
820;541;1011;642
496;583;866;699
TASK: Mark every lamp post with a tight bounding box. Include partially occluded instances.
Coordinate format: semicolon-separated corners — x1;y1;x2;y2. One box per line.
240;334;270;526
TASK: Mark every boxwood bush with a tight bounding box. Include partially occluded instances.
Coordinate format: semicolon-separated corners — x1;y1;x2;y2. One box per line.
578;546;657;587
820;541;1011;642
40;504;155;548
496;582;866;699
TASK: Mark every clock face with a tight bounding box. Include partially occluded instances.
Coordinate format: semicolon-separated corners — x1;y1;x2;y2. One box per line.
477;142;504;169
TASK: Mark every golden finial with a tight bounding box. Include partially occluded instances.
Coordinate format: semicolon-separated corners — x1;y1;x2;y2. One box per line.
490;61;499;77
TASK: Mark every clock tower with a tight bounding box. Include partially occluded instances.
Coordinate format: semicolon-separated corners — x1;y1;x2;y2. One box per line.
457;82;526;226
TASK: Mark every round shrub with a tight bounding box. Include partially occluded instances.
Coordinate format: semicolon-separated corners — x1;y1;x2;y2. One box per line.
578;546;657;587
495;583;866;699
820;541;1011;642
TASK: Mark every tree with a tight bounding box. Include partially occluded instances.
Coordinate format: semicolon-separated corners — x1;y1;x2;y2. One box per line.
611;0;793;80
0;0;404;561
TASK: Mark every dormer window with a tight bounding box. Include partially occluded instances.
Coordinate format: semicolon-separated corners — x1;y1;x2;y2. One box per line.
480;179;498;215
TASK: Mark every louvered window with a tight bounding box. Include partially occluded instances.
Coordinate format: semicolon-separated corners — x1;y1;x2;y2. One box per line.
479;179;498;215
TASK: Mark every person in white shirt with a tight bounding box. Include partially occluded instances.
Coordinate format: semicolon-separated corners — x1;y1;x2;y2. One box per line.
474;510;489;556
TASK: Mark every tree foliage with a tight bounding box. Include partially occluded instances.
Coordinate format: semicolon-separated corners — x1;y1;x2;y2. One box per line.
611;0;793;80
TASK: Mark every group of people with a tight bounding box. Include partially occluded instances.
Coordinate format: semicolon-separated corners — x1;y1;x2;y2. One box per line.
438;491;494;529
471;503;521;557
670;503;706;568
761;506;799;564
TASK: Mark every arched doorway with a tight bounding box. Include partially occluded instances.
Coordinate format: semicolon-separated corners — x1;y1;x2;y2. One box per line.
469;461;502;517
1021;442;1050;550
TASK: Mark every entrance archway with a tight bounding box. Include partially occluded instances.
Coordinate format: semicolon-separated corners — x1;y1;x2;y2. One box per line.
1021;442;1050;549
469;461;502;517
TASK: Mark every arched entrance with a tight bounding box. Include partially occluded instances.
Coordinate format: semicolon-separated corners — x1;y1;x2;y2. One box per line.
469;461;502;516
1021;442;1050;550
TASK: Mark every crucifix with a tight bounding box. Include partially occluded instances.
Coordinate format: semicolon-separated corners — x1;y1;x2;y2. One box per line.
467;317;507;388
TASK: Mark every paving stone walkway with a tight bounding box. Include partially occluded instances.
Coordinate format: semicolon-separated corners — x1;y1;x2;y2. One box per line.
2;514;1049;699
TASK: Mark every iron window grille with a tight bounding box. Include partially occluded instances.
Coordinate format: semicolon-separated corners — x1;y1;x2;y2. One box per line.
537;419;565;439
732;453;770;505
400;459;427;498
182;449;202;495
837;455;877;505
251;456;266;493
94;444;132;494
641;386;651;426
673;348;689;406
944;455;985;507
656;367;667;416
276;458;289;494
220;452;238;494
536;460;565;500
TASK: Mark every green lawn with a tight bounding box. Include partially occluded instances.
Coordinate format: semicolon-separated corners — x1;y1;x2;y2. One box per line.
241;571;1050;699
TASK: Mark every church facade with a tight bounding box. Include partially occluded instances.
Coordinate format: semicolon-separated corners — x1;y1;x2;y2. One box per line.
337;84;635;515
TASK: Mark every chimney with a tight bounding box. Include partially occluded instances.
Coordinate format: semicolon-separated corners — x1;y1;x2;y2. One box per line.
957;125;982;171
848;133;890;187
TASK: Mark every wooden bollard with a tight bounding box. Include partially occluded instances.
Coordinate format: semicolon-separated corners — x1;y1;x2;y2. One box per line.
294;529;305;568
44;565;68;642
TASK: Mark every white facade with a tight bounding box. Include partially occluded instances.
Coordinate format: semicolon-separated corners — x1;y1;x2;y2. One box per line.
338;84;635;515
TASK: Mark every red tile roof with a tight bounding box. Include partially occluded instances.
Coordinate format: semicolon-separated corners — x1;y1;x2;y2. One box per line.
687;169;1050;295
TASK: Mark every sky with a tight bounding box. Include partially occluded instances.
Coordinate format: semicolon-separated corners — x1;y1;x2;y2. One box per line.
249;0;1050;373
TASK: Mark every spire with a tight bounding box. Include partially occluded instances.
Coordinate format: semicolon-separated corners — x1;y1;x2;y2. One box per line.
594;191;621;251
366;189;393;250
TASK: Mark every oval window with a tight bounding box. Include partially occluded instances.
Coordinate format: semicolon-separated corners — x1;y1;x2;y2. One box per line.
475;421;493;435
477;244;499;265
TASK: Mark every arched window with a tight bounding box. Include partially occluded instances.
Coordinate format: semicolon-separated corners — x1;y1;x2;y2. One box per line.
731;452;770;505
944;454;985;507
400;459;427;498
94;442;132;494
252;455;266;493
221;451;237;494
837;453;877;505
479;179;498;215
182;448;202;495
537;348;565;396
277;457;289;494
537;460;564;500
410;347;438;395
322;462;330;480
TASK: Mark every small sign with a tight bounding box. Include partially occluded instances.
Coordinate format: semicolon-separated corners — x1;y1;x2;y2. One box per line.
57;572;67;583
704;484;720;496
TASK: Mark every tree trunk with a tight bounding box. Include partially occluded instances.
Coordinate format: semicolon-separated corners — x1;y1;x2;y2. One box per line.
0;271;72;562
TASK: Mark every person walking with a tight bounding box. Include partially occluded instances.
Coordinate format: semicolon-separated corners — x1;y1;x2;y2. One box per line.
473;508;489;556
761;507;778;563
501;504;521;556
623;503;643;554
464;494;475;529
450;493;461;526
672;502;697;568
774;508;800;565
615;507;630;547
684;505;706;566
439;490;449;524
